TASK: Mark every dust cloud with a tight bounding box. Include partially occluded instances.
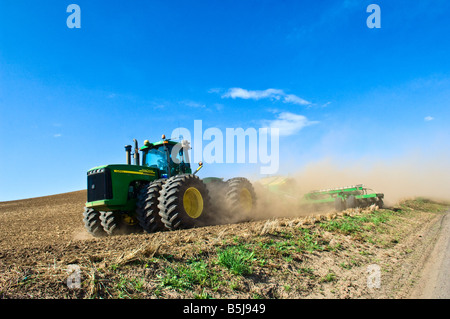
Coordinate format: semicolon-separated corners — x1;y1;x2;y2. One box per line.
250;152;450;220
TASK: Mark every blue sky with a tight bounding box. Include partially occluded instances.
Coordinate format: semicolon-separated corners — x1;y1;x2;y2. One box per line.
1;0;449;201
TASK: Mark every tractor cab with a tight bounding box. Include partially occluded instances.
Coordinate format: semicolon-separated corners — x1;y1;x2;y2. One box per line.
139;135;192;178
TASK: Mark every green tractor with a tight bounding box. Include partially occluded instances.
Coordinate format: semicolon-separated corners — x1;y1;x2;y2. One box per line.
83;136;256;236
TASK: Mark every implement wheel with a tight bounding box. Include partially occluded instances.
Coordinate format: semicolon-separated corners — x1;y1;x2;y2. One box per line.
334;197;345;211
377;198;384;208
347;195;357;209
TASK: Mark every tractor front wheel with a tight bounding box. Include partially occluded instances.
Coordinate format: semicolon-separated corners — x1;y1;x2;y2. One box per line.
100;211;141;236
136;179;166;233
83;207;107;237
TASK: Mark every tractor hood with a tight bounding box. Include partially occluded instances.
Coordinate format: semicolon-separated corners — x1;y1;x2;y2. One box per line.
85;164;159;211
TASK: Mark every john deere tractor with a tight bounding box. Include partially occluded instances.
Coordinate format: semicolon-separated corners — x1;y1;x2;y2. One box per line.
83;136;256;236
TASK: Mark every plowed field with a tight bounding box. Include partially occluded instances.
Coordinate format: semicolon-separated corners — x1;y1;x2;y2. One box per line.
0;191;448;300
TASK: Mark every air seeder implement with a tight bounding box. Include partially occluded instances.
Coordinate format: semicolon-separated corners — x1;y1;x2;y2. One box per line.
301;184;384;211
257;177;384;212
83;136;256;236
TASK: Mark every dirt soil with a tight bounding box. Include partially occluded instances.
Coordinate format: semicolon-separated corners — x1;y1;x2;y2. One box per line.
0;190;448;299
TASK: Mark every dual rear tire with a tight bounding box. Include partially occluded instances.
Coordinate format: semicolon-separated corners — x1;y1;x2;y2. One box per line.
138;174;257;232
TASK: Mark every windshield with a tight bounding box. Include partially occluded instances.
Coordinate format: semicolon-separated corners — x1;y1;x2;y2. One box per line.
144;144;191;177
145;147;169;175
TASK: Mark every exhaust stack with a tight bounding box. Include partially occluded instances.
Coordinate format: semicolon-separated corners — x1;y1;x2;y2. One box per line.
133;139;140;166
125;145;132;165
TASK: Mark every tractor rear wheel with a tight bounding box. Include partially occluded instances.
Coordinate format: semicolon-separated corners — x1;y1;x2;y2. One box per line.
158;174;211;230
83;207;107;237
225;177;256;220
136;179;166;233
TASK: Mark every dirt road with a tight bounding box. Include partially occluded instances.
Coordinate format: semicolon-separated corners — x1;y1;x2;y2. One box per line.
410;210;450;299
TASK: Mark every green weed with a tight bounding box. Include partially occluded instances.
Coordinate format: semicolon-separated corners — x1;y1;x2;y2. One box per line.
157;260;218;291
319;211;390;235
217;245;255;276
115;276;145;298
320;271;336;283
297;228;325;252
